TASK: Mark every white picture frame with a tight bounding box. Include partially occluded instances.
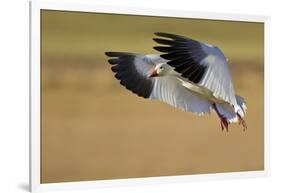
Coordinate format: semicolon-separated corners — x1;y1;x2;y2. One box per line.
29;0;270;192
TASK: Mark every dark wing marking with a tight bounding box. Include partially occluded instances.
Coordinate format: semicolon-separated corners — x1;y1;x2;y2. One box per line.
105;52;212;115
105;52;155;99
153;32;208;84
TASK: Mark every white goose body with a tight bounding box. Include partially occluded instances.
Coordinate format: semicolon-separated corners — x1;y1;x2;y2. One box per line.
177;78;224;104
105;32;247;131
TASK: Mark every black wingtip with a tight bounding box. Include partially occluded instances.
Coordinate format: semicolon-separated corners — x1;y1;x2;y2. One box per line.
105;52;121;57
154;32;174;38
154;32;171;36
108;58;119;65
153;38;174;45
105;52;112;57
104;52;110;56
153;46;170;52
154;32;189;40
154;32;163;36
105;52;136;57
153;38;162;43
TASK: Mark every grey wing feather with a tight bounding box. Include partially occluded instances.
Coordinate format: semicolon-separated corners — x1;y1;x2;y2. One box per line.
199;51;236;105
150;77;212;115
235;95;247;117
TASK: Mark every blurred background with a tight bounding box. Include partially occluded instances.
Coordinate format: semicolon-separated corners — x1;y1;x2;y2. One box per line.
41;10;264;183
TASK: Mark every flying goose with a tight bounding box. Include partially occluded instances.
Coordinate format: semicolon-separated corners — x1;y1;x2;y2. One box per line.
105;32;247;131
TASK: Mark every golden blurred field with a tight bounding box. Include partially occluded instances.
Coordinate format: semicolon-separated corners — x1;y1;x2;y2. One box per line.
41;10;264;183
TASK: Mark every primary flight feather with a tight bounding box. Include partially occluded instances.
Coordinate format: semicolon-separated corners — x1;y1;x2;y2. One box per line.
105;32;247;131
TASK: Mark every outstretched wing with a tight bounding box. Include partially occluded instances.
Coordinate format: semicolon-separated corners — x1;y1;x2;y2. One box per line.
105;52;212;115
105;52;161;98
153;32;237;105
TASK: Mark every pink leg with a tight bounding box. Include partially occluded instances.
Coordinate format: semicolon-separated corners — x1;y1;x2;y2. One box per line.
212;104;229;132
236;113;247;131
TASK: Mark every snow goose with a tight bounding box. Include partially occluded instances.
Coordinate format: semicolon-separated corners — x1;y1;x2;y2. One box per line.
105;32;247;131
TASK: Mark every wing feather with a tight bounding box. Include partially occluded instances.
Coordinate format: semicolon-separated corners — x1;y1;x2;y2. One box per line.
150;77;212;115
105;52;212;115
105;52;157;98
154;32;237;105
199;55;236;104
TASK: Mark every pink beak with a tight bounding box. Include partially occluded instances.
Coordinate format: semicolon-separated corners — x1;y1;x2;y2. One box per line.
148;68;158;77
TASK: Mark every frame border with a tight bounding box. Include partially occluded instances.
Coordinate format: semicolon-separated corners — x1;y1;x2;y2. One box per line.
29;0;270;192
